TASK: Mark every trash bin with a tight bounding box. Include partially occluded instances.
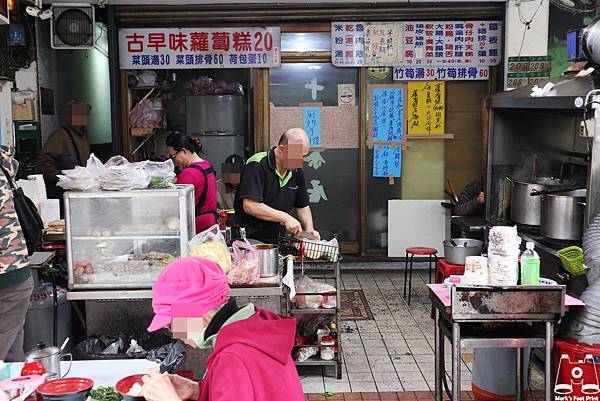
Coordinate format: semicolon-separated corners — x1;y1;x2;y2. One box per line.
472;347;531;400
23;282;72;352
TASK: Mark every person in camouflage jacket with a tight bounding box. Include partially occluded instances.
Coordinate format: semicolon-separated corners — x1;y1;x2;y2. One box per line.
0;145;33;361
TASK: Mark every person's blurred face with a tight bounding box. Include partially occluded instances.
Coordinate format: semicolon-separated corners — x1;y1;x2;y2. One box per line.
279;139;307;170
167;146;191;169
222;172;240;185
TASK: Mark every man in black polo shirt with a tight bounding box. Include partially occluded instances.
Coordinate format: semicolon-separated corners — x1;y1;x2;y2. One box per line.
234;128;319;244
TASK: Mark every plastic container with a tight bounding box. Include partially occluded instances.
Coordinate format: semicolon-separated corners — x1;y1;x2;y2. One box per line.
520;242;540;285
472;348;531;400
558;246;585;276
320;336;335;361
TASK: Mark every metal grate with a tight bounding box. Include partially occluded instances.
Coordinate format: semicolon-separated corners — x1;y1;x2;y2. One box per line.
53;7;93;47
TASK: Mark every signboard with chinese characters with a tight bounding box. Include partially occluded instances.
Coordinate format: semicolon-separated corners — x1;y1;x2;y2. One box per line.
332;20;502;67
371;87;405;142
332;22;365;67
373;144;402;178
408;82;445;135
118;27;281;69
365;23;403;66
303;107;321;148
393;66;489;81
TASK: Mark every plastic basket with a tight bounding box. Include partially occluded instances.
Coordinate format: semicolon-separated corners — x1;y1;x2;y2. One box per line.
557;246;585;277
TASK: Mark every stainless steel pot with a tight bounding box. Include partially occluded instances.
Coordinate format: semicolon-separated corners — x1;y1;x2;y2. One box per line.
443;238;483;265
507;177;564;226
540;189;587;240
253;244;280;278
25;342;72;379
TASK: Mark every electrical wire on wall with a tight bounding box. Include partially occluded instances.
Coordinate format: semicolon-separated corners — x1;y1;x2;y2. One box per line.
515;0;546;57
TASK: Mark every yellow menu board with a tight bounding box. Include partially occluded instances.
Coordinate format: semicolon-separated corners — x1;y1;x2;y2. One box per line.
407;81;445;136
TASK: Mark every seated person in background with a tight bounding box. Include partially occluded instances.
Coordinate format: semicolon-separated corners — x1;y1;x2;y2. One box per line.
454;177;485;217
141;257;303;401
216;154;244;211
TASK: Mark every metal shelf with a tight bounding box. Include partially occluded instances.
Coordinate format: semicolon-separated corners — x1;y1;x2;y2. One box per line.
72;236;181;240
67;284;283;301
294;357;338;366
289;308;337;315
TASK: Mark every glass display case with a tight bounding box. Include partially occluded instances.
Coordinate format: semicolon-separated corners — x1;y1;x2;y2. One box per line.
65;185;195;290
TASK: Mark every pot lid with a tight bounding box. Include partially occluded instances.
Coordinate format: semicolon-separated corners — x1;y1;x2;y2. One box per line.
26;342;60;359
37;378;94;396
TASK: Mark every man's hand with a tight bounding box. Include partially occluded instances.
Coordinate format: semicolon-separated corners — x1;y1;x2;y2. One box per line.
284;216;302;236
304;229;321;241
476;192;485;205
141;370;182;401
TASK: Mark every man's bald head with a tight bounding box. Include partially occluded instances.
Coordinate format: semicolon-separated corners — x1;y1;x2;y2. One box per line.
277;128;310;170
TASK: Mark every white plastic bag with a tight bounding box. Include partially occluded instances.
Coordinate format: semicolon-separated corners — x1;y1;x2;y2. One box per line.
228;239;260;285
189;224;232;274
294;275;337;309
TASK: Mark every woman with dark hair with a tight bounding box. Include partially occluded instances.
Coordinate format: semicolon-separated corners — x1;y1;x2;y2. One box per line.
166;133;217;233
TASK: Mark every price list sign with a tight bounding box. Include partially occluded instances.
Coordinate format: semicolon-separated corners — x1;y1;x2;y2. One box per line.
332;20;502;68
119;27;281;69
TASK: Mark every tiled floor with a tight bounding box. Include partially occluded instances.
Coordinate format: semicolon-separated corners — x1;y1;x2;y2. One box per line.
298;263;545;396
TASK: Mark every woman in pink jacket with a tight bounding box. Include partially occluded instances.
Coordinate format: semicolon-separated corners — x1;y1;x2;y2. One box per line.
141;257;303;401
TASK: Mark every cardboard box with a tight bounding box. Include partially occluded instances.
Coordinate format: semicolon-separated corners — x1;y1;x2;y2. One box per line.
12;100;35;121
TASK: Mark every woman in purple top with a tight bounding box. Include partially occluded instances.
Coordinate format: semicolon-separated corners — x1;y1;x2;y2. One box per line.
166;133;217;233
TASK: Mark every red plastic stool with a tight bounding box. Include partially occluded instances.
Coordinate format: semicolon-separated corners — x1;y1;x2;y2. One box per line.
403;247;438;305
435;258;465;283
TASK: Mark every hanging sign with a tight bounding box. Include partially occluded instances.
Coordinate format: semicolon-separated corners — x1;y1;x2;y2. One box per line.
332;22;366;67
408;82;445;136
393;66;489;81
303;107;321;148
371;87;405;142
118;27;281;69
332;21;502;67
365;23;403;66
373;144;402;178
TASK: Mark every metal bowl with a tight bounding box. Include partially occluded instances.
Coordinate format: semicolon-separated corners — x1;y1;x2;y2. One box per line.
443;238;483;265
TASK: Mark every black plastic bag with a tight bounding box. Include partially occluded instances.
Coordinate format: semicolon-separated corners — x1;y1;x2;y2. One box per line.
146;340;186;373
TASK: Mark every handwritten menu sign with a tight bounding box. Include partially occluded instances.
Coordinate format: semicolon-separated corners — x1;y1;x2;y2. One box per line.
372;87;405;142
332;20;502;67
365;23;403;66
408;82;445;135
373;144;402;178
303;107;321;147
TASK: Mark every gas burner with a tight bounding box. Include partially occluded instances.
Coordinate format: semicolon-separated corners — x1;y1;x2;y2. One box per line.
537;237;581;249
516;224;540;235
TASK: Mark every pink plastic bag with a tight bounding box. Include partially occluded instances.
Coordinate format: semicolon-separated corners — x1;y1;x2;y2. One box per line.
228;240;260;285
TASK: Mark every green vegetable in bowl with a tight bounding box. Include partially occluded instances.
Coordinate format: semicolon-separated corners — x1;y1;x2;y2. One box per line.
90;386;120;401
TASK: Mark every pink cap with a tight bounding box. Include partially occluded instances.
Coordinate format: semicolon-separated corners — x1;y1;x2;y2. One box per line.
147;257;231;332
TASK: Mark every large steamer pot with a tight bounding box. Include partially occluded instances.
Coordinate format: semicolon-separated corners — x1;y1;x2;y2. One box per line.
443;238;483;265
540;189;586;241
508;177;563;226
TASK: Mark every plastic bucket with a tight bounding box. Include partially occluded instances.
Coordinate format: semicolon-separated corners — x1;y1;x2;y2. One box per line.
472;348;530;400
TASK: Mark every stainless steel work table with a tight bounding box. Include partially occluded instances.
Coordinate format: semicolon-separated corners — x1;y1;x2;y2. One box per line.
428;284;584;401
